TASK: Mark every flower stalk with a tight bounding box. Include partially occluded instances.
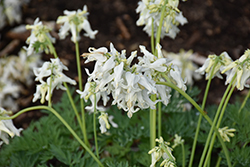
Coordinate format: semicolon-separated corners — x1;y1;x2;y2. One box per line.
188;59;219;167
157;80;232;167
0;106;103;167
75;40;89;147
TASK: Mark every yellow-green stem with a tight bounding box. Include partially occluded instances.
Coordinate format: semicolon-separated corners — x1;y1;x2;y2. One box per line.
93;93;99;158
198;74;236;167
151;18;155;54
215;156;222;167
63;83;84;138
150;94;157;149
203;82;235;167
48;38;86;145
0;106;103;167
48;66;54;108
75;41;89;147
158;102;162;138
156;81;232;167
181;142;186;167
161;145;175;163
189;60;219;167
155;0;168;46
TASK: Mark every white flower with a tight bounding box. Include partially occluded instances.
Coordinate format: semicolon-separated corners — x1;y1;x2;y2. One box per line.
221;49;250;90
218;126;236;142
148;136;176;167
155;82;171;106
164;49;201;85
136;0;187;39
0;49;42;110
32;82;49;104
150;151;162;167
32;58;76;103
0;0;29;29
98;112;117;133
175;11;188;25
196;52;233;80
81;43;183;118
57;5;98;43
160;158;176;167
24;18;55;56
169;65;187;91
84;93;107;113
0;107;23;145
108;115;118;128
82;47;108;64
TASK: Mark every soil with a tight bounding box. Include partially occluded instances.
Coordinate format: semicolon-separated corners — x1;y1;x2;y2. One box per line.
1;0;250;126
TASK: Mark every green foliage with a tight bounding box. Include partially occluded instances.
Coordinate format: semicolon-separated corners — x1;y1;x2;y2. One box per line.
1;86;250;166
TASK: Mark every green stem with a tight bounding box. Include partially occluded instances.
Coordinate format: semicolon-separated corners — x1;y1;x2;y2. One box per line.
155;0;168;47
48;39;86;145
48;66;54;108
158;102;162;138
199;74;236;167
75;41;89;147
0;106;103;167
46;34;58;58
188;114;202;167
161;145;175;163
203;83;235;167
238;88;250;113
150;94;157;149
156;81;232;167
188;60;218;167
63;83;84;137
93;93;99;158
181;142;186;167
151;18;155;54
215;156;221;167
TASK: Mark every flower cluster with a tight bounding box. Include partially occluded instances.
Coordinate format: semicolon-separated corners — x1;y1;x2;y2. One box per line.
222;49;250;90
136;0;187;39
218;126;236;142
0;0;30;29
33;58;76;104
77;43;186;118
24;18;56;56
0;107;23;146
57;5;98;43
148;137;176;167
0;50;42;111
195;52;233;80
196;49;250;90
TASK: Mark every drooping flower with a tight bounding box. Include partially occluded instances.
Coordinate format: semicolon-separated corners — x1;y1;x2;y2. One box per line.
24;18;55;56
196;52;233;80
33;58;76;103
221;49;250;90
56;5;98;43
0;107;23;146
98;112;118;133
148;136;176;167
136;0;187;39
